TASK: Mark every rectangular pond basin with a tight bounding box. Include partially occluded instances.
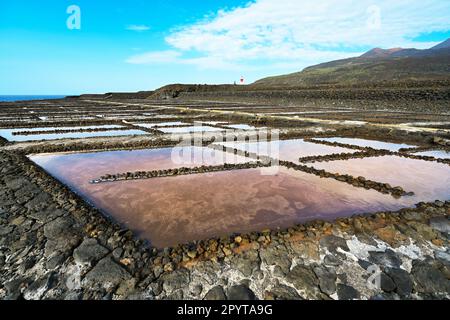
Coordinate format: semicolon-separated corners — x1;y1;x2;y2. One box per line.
28;152;419;248
30;146;250;177
266;110;355;115
220;139;357;163
311;156;450;203
200;121;229;125
133;122;189;128
314;137;416;151
12;125;124;132
0;126;148;142
159;126;223;134
225;124;258;130
413;150;450;159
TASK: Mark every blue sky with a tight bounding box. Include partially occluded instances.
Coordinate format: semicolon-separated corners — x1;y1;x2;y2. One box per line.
1;0;449;95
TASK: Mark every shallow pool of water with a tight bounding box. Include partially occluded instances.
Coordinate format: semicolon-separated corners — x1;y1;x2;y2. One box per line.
413;150;450;159
0;126;148;142
13;125;123;133
314;137;416;151
311;156;450;202
160;126;223;134
220;139;356;162
28;153;419;247
134;122;189;128
200;121;228;125
30;146;250;175
225;124;258;130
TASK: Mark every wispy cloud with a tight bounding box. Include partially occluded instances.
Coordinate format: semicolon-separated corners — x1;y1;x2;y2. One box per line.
126;0;450;70
126;50;181;64
126;50;242;70
126;24;150;32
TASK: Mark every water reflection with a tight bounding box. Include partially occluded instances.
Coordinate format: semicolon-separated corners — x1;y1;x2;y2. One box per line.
315;137;416;151
221;139;356;163
159;126;223;133
413;150;450;160
29;148;425;248
311;156;450;202
0;125;147;141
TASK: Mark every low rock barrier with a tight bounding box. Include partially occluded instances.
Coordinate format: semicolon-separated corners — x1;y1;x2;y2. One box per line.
298;150;391;163
20;139;181;155
208;143;413;198
0;136;8;146
280;160;414;198
393;152;450;166
304;138;383;151
0;119;122;129
306;138;450;165
90;162;269;184
12;126;141;136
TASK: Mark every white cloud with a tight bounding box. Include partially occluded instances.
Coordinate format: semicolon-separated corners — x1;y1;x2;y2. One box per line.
126;50;181;64
126;0;450;71
126;50;242;70
126;25;151;32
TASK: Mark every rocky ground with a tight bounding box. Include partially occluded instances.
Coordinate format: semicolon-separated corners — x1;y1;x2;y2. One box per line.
0;94;449;300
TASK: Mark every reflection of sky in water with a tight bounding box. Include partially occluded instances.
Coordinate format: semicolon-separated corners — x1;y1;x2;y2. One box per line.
200;121;228;125
134;122;188;128
160;126;223;133
0;127;147;141
315;137;416;151
27;150;421;247
221;139;356;162
29;146;250;179
312;155;450;202
12;125;123;132
414;150;450;159
225;124;257;130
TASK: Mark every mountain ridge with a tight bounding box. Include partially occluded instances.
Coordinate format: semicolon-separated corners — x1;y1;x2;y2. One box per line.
253;38;450;87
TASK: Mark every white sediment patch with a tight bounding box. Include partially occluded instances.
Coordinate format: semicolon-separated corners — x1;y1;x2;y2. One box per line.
396;243;424;260
346;236;385;261
346;235;429;273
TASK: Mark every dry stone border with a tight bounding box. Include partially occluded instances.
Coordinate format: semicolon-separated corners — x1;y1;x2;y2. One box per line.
306;138;450;166
280;160;413;198
12;126;141;136
209;144;413;198
298;150;391;163
90;162;270;184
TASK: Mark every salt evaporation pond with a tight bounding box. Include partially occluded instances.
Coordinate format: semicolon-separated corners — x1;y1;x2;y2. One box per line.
220;139;357;163
311;156;450;203
159;126;223;134
413;150;450;159
28;146;426;248
226;124;258;130
314;137;416;151
0;125;148;141
134;122;189;128
11;125;123;132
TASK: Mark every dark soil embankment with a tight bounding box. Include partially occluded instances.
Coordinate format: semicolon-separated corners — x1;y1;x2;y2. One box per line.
149;81;450;113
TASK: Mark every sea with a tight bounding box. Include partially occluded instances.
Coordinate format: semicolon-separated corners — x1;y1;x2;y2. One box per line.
0;95;67;102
